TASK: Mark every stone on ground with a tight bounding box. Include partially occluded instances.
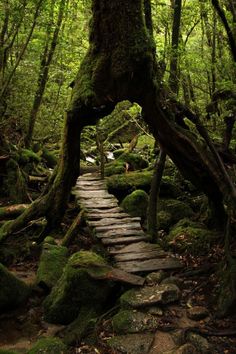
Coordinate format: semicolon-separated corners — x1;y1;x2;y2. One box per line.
112;309;159;334
107;333;154;354
120;284;181;308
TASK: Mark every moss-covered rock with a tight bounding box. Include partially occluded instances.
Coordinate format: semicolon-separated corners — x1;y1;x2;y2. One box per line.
106;170;152;198
43;251;113;324
37;243;68;290
112;309;159;334
158;199;194;225
27;337;68;354
120;189;149;219
167;218;218;255
0;263;31;313
105;152;148;177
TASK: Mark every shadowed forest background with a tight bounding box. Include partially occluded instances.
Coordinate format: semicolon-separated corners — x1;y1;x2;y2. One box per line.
1;0;236;353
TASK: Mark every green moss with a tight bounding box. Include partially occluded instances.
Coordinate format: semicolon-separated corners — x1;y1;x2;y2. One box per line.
106;169;152;196
37;243;68;289
0;263;31;312
112;310;135;334
43;236;56;245
43;251;112;324
158;199;194;224
28;337;68;354
18;149;41;164
0;351;18;354
42;148;57;168
105;152;148;177
121;189;149;219
167;218;218;255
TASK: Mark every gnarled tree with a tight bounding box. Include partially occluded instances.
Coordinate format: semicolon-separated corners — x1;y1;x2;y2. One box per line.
1;0;236;244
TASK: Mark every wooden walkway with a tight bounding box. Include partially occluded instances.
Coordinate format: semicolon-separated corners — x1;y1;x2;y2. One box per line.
74;173;182;275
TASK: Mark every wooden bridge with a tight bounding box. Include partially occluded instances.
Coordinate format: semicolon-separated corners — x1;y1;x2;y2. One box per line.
73;173;182;277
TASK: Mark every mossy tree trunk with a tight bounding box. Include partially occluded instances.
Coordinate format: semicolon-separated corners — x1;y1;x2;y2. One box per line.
1;0;236;242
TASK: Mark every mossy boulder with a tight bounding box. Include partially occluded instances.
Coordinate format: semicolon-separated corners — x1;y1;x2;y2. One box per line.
106;170;152;199
158;199;194;225
27;337;68;354
167;218;218;255
36;243;68;290
0;263;31;313
43;251;113;324
105;152;148;177
120;189;149;219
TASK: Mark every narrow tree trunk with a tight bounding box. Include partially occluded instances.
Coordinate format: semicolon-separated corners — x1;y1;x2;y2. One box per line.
169;0;182;94
25;0;66;147
147;148;166;242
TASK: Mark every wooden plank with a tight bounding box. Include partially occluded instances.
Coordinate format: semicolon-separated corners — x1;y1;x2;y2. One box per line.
102;235;149;245
96;266;145;286
79;201;118;209
114;250;168;262
96;229;145;238
77;191;113;199
79;197;117;204
87;217;141;227
116;257;183;273
87;212;131;220
86;207;123;214
95;223;141;232
108;241;162;255
78;174;102;181
76;186;107;191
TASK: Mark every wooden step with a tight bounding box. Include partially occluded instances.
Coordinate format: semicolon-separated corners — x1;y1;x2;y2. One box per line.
114;250;168;262
95;223;141;232
87;212;131;220
79;200;118;209
102;235;149;246
116;257;183;273
108;241;163;255
96;229;145;239
87;217;141;227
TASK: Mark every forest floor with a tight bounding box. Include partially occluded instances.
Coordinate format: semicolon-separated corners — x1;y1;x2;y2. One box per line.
1;198;236;353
